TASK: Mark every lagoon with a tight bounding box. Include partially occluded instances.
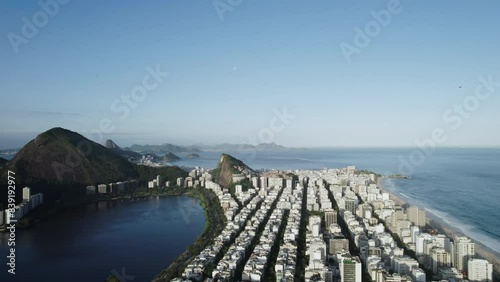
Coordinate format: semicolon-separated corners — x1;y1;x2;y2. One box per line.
0;196;205;282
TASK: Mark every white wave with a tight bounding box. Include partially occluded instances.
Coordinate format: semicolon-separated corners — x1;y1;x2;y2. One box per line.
399;193;410;199
423;206;500;254
383;179;500;254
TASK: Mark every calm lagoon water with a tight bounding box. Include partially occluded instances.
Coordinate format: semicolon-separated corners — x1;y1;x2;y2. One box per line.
0;196;205;282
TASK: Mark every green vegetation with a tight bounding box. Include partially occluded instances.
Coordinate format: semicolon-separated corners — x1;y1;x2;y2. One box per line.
226;178;251;194
356;170;382;178
134;165;187;185
286;172;299;183
356;170;383;184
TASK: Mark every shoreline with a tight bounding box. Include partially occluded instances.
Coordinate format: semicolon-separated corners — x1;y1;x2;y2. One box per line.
150;187;226;282
378;177;500;279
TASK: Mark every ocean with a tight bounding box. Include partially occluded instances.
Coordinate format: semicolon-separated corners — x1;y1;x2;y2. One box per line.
173;147;500;254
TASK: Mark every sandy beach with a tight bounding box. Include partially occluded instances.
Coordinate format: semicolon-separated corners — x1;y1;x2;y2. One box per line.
377;177;500;280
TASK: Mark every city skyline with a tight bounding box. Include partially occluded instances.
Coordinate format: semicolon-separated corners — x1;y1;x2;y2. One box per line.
1;2;499;281
2;1;500;149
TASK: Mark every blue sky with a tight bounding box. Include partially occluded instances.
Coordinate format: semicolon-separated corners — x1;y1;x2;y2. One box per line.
1;0;500;149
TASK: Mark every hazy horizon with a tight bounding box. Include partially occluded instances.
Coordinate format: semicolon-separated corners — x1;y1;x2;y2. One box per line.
1;128;500;151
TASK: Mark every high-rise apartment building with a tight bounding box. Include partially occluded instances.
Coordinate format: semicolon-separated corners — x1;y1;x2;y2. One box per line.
454;236;475;272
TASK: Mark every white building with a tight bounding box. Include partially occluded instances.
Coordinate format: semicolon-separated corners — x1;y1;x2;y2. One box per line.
468;259;493;282
260;177;268;189
23;187;31;201
98;184;107;194
177;177;184;187
454;236;475;272
235;185;243;194
324;208;337;228
431;247;451;273
251;177;259;188
411;268;426;282
406;206;426;228
340;256;362;282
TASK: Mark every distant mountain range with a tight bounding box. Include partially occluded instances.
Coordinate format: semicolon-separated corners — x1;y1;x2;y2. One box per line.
126;142;290;154
1;140;293;159
104;139;143;161
126;144;201;154
197;142;288;151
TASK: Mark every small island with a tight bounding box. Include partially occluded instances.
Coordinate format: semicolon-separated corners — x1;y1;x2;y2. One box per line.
163;152;181;162
186;153;200;159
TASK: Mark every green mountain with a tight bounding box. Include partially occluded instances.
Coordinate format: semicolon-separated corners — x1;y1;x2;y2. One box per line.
4;128;139;185
0;127;191;215
1;128;188;186
0;128;188;207
211;153;255;187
